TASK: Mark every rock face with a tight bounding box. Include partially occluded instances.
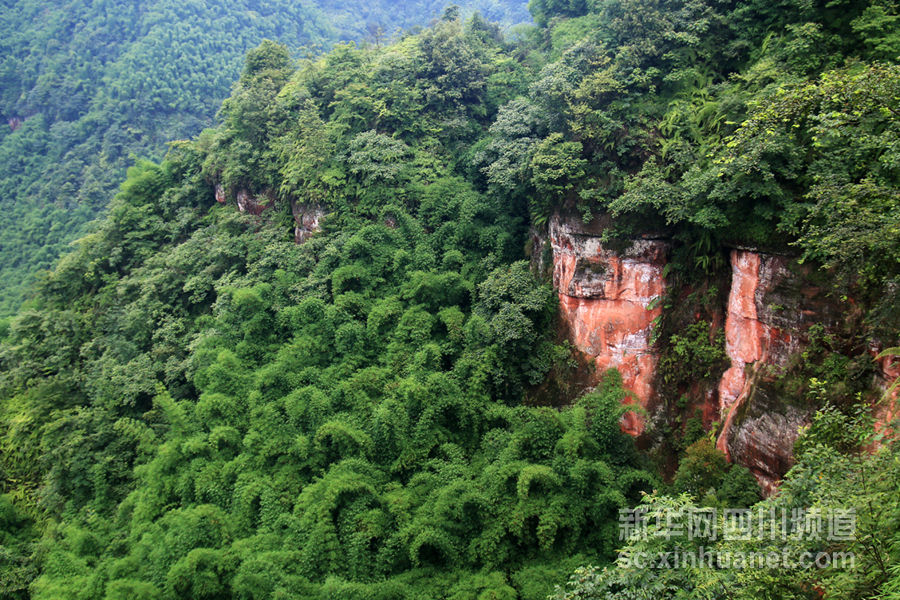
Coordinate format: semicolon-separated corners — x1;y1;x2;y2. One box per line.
212;184;272;215
542;214;853;495
212;183;324;244
546;212;669;434
292;200;325;244
215;183;226;204
235;189;271;216
717;251;816;409
720;385;808;495
714;250;844;494
873;344;900;432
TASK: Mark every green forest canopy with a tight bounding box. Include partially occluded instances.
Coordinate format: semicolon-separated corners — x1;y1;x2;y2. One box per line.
0;0;531;316
0;0;898;598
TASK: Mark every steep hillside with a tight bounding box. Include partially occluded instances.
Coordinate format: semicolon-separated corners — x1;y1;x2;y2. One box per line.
0;0;530;316
1;1;899;599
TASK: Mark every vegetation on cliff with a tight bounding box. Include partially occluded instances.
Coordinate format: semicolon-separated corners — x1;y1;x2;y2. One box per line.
0;0;898;598
0;0;529;317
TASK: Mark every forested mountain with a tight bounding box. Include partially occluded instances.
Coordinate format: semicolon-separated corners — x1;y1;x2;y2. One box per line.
321;0;530;39
0;0;530;316
1;0;899;599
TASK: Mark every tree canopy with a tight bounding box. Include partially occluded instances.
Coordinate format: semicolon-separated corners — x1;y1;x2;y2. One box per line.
1;0;899;598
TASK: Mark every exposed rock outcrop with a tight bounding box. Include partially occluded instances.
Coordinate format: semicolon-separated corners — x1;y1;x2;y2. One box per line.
292;200;325;244
235;189;272;216
873;343;900;433
541;214;857;495
715;249;846;494
212;184;272;215
545;211;669;434
211;183;324;244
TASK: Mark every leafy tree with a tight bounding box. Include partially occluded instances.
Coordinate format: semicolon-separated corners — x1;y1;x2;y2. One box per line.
3;1;899;598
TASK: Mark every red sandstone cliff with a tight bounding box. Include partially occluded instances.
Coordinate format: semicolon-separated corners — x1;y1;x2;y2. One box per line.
715;251;804;493
538;211;864;495
545;212;669;435
714;250;849;493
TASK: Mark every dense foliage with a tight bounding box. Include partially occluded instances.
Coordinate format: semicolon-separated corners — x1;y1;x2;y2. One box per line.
551;402;900;600
0;12;657;598
0;0;530;316
1;0;898;598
